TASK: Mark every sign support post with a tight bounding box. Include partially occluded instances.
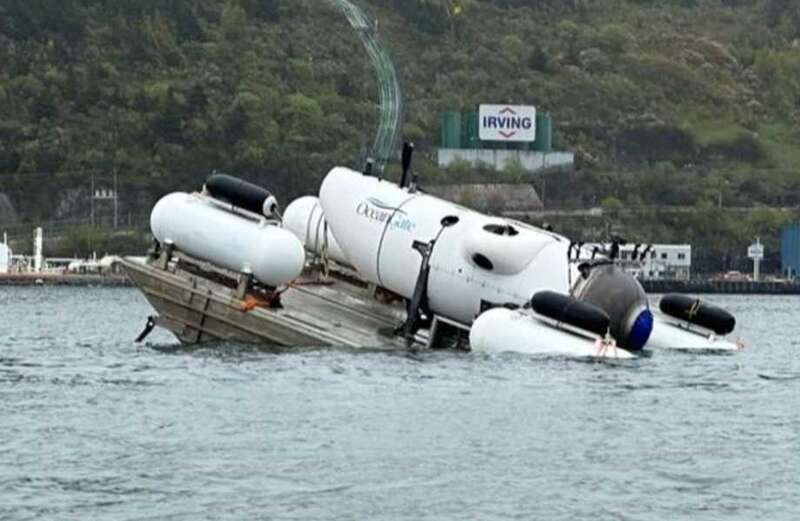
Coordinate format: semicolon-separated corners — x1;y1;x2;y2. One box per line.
748;238;764;282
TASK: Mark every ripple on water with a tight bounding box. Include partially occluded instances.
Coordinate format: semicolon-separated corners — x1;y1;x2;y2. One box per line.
0;288;798;520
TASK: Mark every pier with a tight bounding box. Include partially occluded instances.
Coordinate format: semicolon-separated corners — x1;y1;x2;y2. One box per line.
0;273;131;287
641;279;800;295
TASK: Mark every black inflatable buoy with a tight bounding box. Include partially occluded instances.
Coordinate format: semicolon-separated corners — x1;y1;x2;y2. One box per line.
660;294;736;335
205;173;278;217
530;291;611;338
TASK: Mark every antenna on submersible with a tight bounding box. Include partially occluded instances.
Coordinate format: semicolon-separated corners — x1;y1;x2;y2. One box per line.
399;142;414;189
363;158;375;177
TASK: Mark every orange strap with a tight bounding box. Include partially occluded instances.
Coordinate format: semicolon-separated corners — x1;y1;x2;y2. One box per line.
240;295;269;312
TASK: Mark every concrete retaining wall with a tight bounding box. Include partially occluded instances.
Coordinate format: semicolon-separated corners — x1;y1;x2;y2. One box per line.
437;149;574;173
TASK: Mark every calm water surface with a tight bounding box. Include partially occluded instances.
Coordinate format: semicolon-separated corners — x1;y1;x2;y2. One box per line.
0;287;798;520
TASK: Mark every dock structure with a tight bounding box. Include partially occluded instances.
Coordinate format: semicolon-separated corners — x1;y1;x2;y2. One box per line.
121;253;422;349
0;273;131;286
641;279;800;295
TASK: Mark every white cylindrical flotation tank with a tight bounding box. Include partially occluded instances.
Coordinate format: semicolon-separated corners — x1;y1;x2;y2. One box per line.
150;192;305;287
646;316;739;351
282;196;349;265
469;308;636;359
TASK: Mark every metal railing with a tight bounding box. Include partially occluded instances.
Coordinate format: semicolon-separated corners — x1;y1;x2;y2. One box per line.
329;0;403;172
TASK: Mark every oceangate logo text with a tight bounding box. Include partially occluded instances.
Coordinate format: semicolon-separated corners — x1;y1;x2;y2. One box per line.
355;198;416;233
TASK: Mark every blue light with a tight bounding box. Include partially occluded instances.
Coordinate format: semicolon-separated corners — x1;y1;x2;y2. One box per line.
627;308;654;351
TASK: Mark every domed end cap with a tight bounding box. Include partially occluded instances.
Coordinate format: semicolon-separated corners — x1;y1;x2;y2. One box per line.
263;195;280;218
624;307;654;351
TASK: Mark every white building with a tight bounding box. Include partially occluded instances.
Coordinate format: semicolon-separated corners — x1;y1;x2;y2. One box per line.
0;243;11;274
618;244;692;281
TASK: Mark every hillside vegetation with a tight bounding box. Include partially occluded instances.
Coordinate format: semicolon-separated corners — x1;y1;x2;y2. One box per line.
1;0;799;270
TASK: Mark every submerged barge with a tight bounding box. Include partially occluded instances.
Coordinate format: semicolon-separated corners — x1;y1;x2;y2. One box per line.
122;249;454;350
125;165;742;356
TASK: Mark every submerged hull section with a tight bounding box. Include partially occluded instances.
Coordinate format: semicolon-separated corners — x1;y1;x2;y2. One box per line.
470;308;635;359
121;255;412;348
647;316;739;351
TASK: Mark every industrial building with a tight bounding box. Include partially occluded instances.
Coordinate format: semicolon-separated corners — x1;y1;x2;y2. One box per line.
781;223;800;278
617;244;692;281
437;104;575;173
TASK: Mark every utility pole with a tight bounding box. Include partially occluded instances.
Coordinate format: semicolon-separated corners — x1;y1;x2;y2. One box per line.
113;169;119;229
541;176;547;209
90;172;95;227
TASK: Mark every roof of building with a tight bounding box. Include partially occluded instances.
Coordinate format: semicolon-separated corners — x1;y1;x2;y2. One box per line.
619;243;691;250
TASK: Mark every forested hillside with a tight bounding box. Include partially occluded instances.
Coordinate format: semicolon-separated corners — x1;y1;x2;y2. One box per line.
1;0;800;269
0;0;377;225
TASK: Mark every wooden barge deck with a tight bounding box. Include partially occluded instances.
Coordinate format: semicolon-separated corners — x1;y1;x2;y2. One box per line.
121;252;435;349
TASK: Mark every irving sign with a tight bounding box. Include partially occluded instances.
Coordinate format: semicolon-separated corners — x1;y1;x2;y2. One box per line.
478;104;536;142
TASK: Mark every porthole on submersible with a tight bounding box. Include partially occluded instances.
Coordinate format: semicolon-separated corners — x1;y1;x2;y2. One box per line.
472;253;494;271
483;223;519;236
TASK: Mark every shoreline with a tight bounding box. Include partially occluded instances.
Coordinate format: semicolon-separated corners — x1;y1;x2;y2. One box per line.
0;273;132;287
641;279;800;295
2;272;797;294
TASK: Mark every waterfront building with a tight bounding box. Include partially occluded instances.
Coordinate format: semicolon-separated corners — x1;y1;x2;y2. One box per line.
618;244;692;281
781;223;800;278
